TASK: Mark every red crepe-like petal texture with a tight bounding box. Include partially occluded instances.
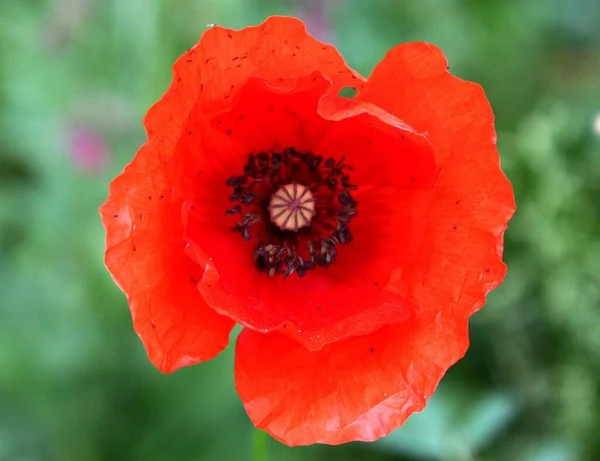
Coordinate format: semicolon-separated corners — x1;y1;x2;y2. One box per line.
100;156;235;373
356;43;515;319
179;73;438;350
208;73;438;188
196;16;365;113
314;99;439;188
148;15;365;128
235;310;468;446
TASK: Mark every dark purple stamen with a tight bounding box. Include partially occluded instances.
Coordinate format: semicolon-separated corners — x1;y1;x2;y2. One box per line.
225;147;358;278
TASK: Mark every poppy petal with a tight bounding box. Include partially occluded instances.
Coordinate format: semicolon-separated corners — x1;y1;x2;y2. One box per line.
100;157;236;373
207;72;438;188
356;42;515;318
188;16;365;116
235;311;468;446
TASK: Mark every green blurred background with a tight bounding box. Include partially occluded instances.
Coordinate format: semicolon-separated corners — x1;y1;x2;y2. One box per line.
1;0;599;460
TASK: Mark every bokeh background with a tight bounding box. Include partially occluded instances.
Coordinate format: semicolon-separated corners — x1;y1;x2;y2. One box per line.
1;0;600;460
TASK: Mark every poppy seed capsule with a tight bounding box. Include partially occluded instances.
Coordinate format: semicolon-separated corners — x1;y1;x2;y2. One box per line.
268;182;315;232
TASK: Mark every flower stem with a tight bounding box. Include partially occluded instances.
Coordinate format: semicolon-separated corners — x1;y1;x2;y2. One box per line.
252;429;268;461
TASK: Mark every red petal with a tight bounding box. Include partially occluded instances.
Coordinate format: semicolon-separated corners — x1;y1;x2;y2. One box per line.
188;16;365;116
356;43;515;318
315;96;440;189
235;311;468;446
146;16;364;138
180;72;438;350
100;157;235;373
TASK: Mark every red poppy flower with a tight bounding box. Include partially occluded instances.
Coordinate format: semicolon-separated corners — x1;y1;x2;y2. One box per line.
100;16;515;446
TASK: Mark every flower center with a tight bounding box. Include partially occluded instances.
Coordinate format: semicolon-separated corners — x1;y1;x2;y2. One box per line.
225;147;357;278
268;183;316;231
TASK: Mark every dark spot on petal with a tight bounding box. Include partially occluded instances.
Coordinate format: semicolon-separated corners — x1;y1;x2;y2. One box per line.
186;59;192;63
201;83;204;91
217;120;222;125
239;114;244;120
160;195;164;199
374;281;379;286
190;205;196;210
113;214;118;218
148;195;152;200
190;276;197;284
370;347;374;353
226;130;232;136
452;225;457;230
151;320;156;328
409;176;416;182
232;56;239;61
133;245;137;252
455;200;460;204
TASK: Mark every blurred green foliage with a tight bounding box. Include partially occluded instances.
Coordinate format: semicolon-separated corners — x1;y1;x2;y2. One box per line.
1;0;599;460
